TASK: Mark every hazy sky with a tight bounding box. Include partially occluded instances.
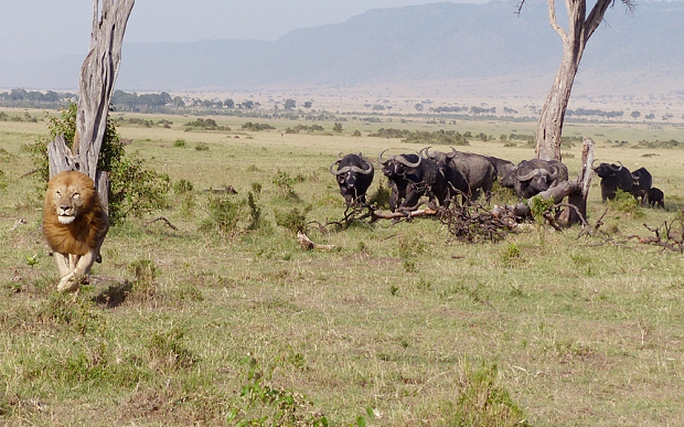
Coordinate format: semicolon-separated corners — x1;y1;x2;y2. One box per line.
0;0;486;63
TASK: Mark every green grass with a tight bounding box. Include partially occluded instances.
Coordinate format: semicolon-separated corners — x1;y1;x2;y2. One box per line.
1;109;684;426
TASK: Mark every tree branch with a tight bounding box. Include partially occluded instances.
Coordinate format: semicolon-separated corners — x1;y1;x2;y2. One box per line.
548;0;568;42
585;0;614;40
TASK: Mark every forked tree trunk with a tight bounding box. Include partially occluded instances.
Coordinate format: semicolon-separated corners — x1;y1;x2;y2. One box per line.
48;0;135;211
533;0;632;161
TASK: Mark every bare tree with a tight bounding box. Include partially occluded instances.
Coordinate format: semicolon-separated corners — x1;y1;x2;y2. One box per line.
518;0;634;160
48;0;136;208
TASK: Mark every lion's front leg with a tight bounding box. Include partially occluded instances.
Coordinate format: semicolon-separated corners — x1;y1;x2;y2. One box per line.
57;251;98;292
53;252;75;278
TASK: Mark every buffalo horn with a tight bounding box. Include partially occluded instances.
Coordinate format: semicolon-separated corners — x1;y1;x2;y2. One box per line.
395;154;422;168
548;164;559;180
349;161;373;175
330;161;351;175
378;149;391;165
514;167;541;181
609;161;623;172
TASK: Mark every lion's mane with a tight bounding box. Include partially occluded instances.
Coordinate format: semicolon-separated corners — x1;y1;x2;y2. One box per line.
43;171;106;256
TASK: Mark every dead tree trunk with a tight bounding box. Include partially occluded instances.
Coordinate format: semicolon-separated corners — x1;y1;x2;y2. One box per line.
48;0;135;211
558;137;594;225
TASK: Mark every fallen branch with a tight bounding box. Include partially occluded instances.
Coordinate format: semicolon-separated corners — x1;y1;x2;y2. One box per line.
20;168;41;178
144;216;178;230
370;207;439;222
297;231;339;250
204;185;238;194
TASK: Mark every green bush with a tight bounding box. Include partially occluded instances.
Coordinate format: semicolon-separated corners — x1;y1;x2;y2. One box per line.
272;171;299;200
274;207;310;233
201;196;244;235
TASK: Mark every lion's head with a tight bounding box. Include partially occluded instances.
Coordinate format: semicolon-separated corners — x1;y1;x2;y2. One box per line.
43;171;105;257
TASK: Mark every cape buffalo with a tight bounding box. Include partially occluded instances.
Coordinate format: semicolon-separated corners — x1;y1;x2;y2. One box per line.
593;162;633;202
485;155;515;184
420;148;469;202
426;148;495;202
379;149;448;212
510;158;569;199
630;167;652;205
330;153;374;207
646;187;664;208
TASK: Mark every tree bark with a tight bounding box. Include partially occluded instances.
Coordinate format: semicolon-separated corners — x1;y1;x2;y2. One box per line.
534;0;632;161
48;0;135;213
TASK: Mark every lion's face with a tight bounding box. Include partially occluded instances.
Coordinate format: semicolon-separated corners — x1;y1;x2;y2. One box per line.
47;171;95;224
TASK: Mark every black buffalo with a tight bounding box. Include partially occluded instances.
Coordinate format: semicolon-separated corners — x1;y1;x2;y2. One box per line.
485;155;515;185
593;162;633;202
646;187;664;208
509;158;569;199
420;148;469;202
329;153;374;207
630;167;652;205
379;150;448;212
426;148;495;202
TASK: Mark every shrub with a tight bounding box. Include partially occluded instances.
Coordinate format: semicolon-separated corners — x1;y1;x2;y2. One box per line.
274;207;310;233
272;171;299;200
108;154;171;224
242;122;275;131
201;195;244;235
608;189;643;217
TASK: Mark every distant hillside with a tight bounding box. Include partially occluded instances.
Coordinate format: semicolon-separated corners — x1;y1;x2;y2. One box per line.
1;0;682;99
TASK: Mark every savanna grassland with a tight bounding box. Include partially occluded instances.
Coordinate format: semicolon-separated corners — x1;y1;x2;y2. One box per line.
1;107;684;426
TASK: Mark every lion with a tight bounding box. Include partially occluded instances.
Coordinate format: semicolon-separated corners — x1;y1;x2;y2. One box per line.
43;170;109;292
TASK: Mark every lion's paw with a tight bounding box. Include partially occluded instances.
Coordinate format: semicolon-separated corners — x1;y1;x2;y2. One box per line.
57;273;81;293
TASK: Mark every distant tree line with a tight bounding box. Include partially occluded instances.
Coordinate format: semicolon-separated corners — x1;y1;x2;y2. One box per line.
566;108;624;119
0;88;75;108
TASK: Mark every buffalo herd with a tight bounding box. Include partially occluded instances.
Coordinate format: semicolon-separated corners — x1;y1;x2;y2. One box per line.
592;161;663;207
330;149;665;211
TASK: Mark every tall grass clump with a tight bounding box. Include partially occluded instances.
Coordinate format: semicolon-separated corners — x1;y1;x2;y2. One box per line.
128;258;159;301
444;361;529;427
